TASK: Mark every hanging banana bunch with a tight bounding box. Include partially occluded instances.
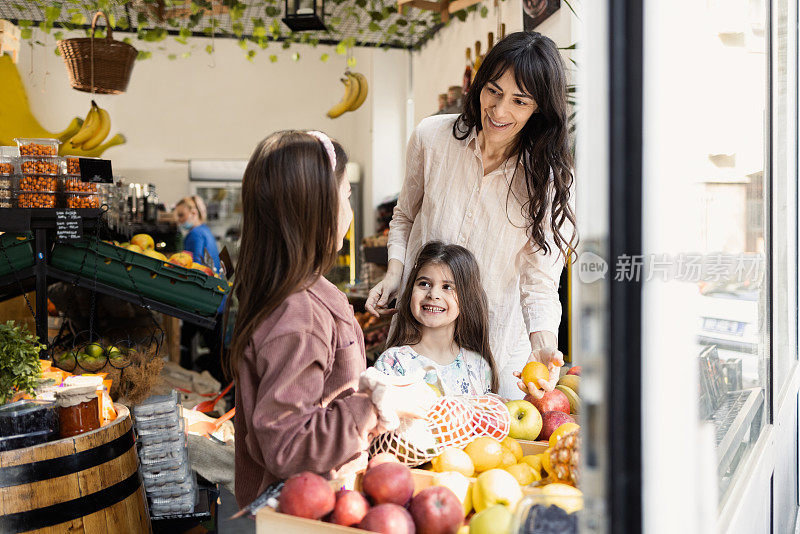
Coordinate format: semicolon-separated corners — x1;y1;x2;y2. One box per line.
62;100;125;156
327;71;369;119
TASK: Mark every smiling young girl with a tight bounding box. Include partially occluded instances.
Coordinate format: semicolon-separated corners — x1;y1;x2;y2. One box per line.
374;241;499;396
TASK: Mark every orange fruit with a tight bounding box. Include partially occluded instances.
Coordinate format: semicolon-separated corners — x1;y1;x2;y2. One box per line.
499;447;517;469
548;422;580;448
521;361;549;390
463;437;504;473
501;437;523;462
431;447;475;477
505;462;539;486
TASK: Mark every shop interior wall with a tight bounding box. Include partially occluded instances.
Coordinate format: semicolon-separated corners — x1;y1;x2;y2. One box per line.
15;35;410;237
409;0;574;126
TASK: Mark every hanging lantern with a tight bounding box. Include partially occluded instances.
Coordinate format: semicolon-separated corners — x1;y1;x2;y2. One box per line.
282;0;327;31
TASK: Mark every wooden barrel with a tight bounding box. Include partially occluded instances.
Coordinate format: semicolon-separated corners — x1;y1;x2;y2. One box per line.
0;404;151;533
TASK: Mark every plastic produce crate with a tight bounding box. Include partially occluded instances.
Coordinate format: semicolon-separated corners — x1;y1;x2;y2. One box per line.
0;232;34;277
51;237;229;316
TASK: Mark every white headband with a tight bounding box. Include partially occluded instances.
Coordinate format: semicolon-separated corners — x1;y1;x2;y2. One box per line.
307;130;337;171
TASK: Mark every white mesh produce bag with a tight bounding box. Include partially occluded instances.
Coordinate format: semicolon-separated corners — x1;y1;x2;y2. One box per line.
465;394;511;441
369;394;511;466
369;396;473;466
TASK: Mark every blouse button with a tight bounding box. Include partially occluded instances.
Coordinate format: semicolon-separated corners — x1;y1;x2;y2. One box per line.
458;235;465;242
466;211;473;218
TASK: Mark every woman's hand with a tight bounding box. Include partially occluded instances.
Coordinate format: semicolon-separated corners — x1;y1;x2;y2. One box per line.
365;261;404;317
515;346;564;399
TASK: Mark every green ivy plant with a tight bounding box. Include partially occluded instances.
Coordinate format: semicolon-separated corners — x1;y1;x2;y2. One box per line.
0;321;45;405
11;0;496;63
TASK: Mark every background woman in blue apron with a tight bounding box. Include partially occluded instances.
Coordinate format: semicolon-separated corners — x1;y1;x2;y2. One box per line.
175;195;225;382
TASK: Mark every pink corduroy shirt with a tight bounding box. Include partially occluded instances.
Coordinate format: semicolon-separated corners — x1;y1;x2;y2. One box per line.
234;276;378;509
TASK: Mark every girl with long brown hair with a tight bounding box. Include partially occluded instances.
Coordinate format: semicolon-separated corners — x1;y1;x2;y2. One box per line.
375;241;499;395
231;131;430;510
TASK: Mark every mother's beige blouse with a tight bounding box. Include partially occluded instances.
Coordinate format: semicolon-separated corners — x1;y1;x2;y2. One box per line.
387;114;566;375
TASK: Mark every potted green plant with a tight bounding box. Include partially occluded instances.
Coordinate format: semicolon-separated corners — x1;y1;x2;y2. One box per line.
0;321;45;404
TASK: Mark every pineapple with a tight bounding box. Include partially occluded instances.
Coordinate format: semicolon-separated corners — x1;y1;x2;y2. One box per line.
549;429;580;486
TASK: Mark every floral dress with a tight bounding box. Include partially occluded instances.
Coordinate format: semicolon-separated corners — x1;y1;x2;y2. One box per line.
373;345;492;396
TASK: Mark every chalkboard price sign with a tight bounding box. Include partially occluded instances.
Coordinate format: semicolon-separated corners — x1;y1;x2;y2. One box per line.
78;158;113;183
55;210;83;242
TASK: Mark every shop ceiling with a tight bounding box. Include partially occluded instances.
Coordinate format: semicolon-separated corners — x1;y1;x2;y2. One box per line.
0;0;449;50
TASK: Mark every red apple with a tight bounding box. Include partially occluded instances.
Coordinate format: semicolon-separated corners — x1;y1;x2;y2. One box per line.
328;489;370;527
359;504;416;534
278;472;335;519
368;452;401;470
362;462;414;506
567;366;582;376
408;486;463;534
524;388;570;416
539;411;575;442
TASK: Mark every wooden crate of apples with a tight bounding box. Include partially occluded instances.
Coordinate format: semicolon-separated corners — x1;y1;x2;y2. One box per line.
257;363;583;533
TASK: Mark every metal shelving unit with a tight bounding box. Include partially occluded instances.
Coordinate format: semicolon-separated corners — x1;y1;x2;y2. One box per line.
0;209;216;351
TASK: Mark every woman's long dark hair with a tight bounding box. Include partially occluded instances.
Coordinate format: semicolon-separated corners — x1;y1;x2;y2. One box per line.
454;31;577;260
385;241;500;393
226;131;345;379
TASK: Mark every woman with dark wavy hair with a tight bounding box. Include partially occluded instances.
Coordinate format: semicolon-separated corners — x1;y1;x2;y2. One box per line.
366;31;577;399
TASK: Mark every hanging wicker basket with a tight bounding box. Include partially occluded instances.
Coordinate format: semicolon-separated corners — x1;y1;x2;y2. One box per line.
57;12;137;95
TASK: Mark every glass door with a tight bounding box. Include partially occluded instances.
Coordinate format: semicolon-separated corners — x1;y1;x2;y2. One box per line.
636;0;799;531
575;0;799;531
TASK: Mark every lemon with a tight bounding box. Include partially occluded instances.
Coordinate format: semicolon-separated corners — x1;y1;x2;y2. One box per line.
432;447;475;477
464;437;504;473
500;437;523;462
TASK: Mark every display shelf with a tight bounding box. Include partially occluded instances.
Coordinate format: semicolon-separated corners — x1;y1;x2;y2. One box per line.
46;266;216;329
0;264;216;328
0;209;218;351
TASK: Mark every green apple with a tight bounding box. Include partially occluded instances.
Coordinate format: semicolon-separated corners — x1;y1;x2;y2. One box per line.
85;343;105;358
471;469;523;513
469;504;512;534
108;348;128;365
56;350;74;362
505;399;543;441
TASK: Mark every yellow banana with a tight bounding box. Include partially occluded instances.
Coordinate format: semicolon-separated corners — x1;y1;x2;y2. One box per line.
348;72;368;112
63;133;125;157
69;102;100;147
55;117;84;143
81;106;110;150
327;73;360;119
